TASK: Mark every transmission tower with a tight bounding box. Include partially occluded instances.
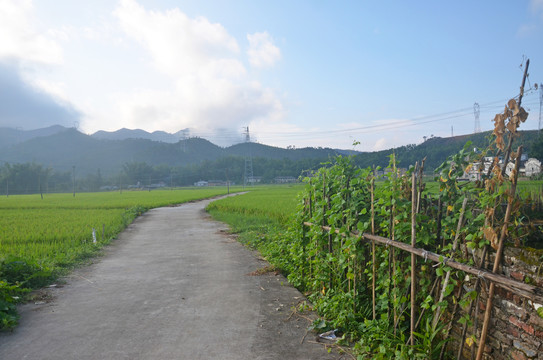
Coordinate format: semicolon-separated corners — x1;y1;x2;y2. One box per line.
539;83;542;134
474;102;481;133
243;126;253;187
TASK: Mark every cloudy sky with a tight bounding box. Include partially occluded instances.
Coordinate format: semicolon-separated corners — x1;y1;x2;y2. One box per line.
1;0;542;150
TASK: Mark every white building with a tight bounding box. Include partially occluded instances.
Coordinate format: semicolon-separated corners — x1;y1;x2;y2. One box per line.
524;158;542;177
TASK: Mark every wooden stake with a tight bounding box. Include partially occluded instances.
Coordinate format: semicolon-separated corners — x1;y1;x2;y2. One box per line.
476;146;523;360
432;196;468;330
410;164;418;347
456;246;488;360
371;172;376;321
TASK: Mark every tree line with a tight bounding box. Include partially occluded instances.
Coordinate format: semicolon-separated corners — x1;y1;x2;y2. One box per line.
0;156;329;195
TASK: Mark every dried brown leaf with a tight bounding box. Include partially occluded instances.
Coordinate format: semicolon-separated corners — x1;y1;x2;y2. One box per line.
518;107;528;123
509;168;517;181
484;226;499;250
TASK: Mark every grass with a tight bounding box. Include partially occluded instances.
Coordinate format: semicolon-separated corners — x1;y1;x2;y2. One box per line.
206;184;302;253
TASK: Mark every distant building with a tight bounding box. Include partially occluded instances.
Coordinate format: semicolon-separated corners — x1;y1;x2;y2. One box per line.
462;156;541;181
524;158;542;177
246;176;262;184
208;180;228;186
274;176;297;184
194;180;208;187
383;168;407;177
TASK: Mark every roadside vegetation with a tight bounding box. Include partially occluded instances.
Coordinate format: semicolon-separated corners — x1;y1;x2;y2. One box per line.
0;187;233;331
208;155;542;358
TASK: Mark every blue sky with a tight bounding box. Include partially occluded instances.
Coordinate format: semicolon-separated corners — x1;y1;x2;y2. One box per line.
0;0;542;151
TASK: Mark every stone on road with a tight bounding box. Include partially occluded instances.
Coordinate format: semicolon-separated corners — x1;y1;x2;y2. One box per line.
0;197;340;359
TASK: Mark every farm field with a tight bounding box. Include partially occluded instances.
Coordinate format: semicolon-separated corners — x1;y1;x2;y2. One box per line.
0;187;234;276
207;184;302;224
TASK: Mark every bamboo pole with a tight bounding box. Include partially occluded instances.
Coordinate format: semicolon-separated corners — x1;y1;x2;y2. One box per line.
432;196;468;330
456;246;488;360
476;147;523;360
371;172;376;320
436;195;443;248
410;166;417;347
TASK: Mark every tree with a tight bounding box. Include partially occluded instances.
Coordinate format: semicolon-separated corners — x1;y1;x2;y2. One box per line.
122;162;153;186
529;132;543;160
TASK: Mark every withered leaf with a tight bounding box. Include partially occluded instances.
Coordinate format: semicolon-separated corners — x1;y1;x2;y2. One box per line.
484;226;499;250
507;99;518;111
517;107;528;122
509;168;517;181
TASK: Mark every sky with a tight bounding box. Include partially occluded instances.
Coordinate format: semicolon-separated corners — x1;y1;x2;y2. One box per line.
0;0;542;151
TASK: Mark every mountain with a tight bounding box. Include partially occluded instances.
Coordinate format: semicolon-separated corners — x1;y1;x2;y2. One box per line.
0;127;340;175
352;130;541;171
91;128;187;143
1;125;540;177
0;125;69;149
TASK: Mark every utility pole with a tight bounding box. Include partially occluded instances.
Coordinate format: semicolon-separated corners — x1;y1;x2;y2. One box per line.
474;102;481;133
451;126;453;137
243;126;253;188
72;165;76;197
225;168;230;194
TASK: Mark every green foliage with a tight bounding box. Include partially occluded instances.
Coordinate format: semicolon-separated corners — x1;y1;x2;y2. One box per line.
0;257;53;289
0;280;23;331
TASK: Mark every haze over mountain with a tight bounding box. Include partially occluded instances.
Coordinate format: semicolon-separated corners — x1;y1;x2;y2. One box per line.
91;128;190;143
0;126;340;176
0;125;540;179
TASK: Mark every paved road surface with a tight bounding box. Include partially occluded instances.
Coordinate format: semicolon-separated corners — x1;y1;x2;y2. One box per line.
0;196;341;359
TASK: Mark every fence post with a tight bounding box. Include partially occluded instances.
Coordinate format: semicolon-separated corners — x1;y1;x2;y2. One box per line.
410;164;418;347
432;196;468;330
371;172;376;320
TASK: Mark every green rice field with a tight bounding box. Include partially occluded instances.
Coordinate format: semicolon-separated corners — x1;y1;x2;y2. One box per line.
0;188;233;269
207;184;302;225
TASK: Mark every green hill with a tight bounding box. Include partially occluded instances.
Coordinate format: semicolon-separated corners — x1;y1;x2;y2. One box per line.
0;128;339;176
1;127;540;181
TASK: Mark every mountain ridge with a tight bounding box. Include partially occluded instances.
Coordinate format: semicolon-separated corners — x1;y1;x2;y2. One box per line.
1;125;540;177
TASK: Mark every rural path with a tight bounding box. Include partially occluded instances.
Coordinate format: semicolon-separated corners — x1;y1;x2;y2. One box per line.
0;195;342;360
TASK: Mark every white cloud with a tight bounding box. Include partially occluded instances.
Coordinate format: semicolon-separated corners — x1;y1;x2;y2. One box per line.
518;0;543;37
104;0;284;139
114;0;240;77
531;0;543;15
373;138;388;151
0;0;63;65
247;32;281;68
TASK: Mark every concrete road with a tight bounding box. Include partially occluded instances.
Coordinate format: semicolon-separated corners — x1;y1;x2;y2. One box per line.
0;196;342;359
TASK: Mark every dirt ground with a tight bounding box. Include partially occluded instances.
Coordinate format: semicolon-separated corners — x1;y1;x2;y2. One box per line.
0;195;349;359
